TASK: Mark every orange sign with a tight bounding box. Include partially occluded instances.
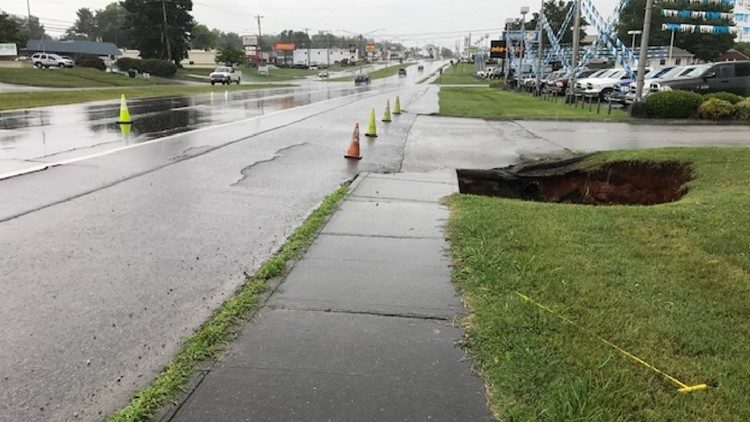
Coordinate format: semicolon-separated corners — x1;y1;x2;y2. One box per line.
273;42;296;52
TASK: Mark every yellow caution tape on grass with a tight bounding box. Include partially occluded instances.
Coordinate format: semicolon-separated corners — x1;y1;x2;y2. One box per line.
515;292;708;393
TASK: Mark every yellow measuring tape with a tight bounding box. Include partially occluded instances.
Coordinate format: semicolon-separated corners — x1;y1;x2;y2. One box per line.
515;292;708;393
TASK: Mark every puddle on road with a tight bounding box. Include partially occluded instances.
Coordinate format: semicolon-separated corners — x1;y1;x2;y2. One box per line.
0;86;363;172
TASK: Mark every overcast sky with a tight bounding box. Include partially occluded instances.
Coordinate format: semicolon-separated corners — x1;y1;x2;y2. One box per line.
3;0;621;47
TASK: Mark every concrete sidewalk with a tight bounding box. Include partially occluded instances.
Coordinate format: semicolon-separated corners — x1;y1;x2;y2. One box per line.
168;171;492;421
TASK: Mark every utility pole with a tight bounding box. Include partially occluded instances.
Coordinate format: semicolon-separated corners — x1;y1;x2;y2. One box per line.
326;31;331;68
161;0;172;63
255;14;264;63
633;0;654;114
569;0;581;103
26;0;31;32
304;27;311;68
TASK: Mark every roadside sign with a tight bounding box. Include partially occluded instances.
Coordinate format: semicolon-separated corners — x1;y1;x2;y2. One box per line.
0;43;17;57
273;42;295;52
504;30;540;43
242;35;258;46
468;46;479;53
490;40;506;58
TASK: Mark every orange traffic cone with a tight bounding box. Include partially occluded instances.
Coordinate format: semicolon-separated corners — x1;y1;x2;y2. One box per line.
344;122;362;160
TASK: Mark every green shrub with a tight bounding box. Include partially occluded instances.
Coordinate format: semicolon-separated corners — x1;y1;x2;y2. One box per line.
489;80;504;89
645;90;703;118
734;99;750;120
704;91;744;105
698;98;736;120
75;55;106;71
139;58;177;77
115;57;141;72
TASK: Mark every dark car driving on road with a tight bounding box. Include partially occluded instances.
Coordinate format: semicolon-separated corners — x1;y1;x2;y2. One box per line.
651;61;750;96
355;73;371;85
398;68;407;77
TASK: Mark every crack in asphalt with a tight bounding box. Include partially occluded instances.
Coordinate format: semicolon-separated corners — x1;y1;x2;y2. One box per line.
230;142;308;187
0;91;384;224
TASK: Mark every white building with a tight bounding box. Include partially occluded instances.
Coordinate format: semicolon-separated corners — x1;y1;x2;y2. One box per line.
293;48;358;66
736;0;750;42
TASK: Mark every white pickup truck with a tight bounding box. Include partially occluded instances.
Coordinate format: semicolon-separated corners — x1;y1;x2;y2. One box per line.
209;66;242;85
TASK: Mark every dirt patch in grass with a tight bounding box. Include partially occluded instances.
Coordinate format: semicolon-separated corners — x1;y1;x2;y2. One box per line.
457;158;693;205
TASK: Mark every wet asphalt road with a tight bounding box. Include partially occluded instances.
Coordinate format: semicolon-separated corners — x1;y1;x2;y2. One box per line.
0;60;445;421
0;69;422;176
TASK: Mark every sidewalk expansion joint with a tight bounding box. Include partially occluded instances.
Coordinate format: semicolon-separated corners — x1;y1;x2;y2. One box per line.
266;303;454;322
366;174;457;185
349;194;444;204
319;232;445;240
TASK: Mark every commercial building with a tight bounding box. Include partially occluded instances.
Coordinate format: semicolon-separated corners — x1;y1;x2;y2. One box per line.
735;0;750;42
24;40;121;59
293;48;358;66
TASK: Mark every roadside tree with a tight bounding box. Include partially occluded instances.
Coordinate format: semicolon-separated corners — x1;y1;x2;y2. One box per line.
121;0;194;65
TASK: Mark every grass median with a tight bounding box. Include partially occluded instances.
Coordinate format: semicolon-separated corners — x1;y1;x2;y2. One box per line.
434;62;488;85
0;84;293;111
109;182;350;422
447;147;750;420
440;86;629;121
328;62;413;82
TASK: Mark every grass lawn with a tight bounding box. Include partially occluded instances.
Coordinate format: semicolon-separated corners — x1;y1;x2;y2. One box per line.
448;147;750;420
440;87;629;121
434;62;487;85
0;84;291;111
0;67;171;88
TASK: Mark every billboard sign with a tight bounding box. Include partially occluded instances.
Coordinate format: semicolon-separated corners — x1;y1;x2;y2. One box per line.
490;40;507;58
365;42;376;53
0;43;18;57
242;35;258;46
273;42;295;52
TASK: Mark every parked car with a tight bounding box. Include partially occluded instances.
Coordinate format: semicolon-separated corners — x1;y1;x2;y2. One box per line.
651;61;750;96
209;66;242;85
623;66;684;104
318;70;329;78
548;69;601;96
310;65;319;70
398;68;407;77
355;73;371;85
576;69;639;100
31;53;75;69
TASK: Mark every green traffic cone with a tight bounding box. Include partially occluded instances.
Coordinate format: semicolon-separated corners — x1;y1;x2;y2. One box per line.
365;108;377;137
393;96;402;115
382;100;392;122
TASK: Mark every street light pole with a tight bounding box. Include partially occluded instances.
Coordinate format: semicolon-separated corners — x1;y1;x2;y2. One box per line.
633;0;654;116
628;30;642;51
